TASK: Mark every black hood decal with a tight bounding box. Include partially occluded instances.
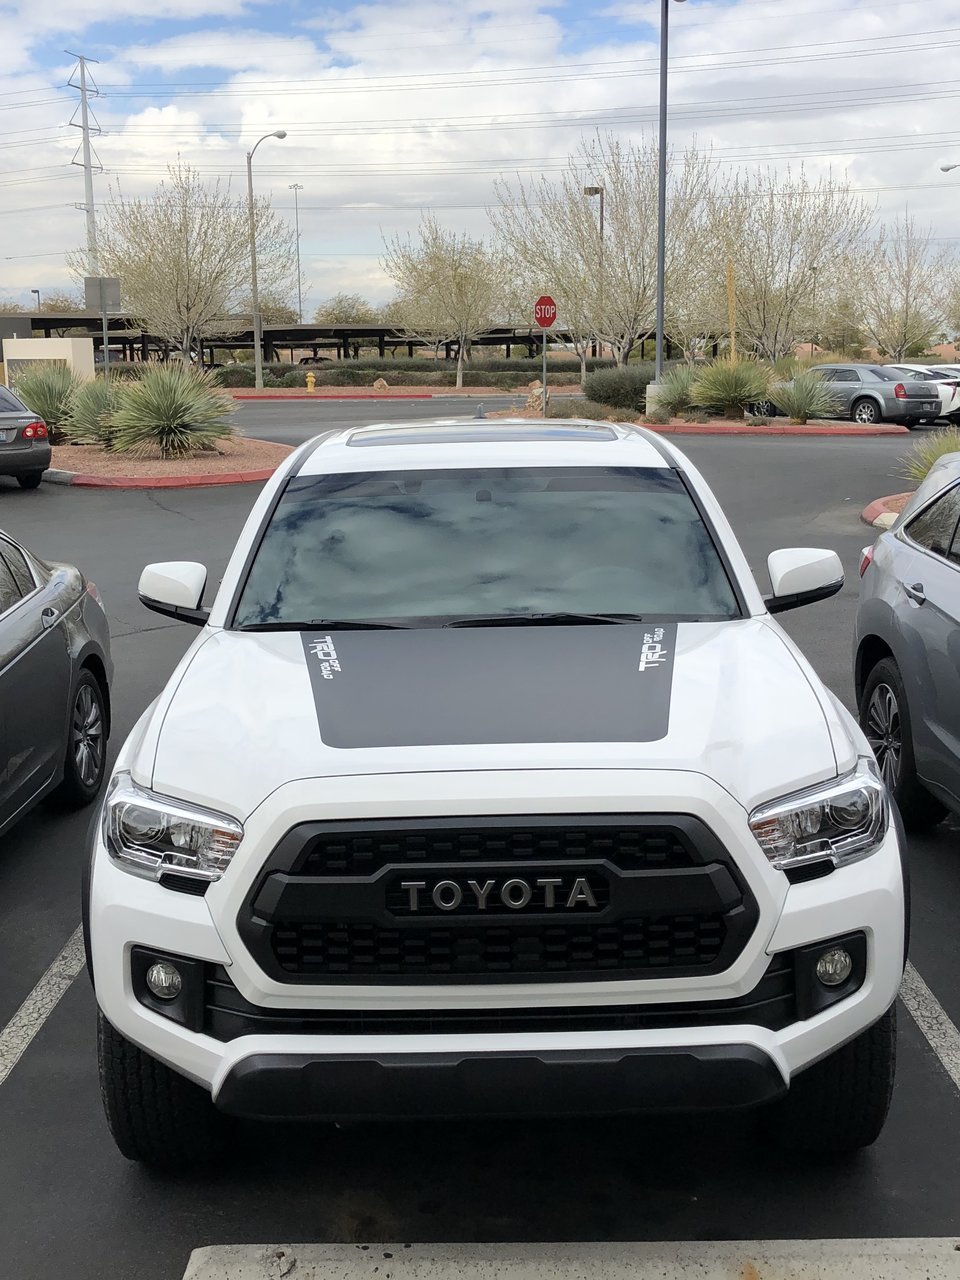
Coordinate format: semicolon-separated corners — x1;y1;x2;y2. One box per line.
301;624;676;749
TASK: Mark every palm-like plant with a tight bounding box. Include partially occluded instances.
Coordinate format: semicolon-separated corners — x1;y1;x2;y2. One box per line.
655;364;698;416
769;371;842;425
107;364;235;458
899;427;960;485
690;358;773;419
12;362;83;443
64;377;122;447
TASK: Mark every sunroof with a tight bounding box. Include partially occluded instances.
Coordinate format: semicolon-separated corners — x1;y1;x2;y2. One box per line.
347;423;619;447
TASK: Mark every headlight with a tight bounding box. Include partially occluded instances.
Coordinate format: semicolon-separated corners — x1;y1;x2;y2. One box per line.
103;772;243;883
749;757;887;871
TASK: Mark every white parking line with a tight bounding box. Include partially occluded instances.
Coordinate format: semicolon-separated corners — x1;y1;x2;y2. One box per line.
182;1240;960;1280
901;961;960;1091
0;926;85;1089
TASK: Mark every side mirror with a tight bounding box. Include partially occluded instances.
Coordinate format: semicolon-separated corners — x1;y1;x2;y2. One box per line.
765;548;844;614
138;562;210;626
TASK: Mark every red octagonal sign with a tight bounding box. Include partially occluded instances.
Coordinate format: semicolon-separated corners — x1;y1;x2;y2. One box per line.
534;295;557;327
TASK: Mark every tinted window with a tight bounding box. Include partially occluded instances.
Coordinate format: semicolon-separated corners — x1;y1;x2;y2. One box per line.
0;558;21;614
893;368;934;381
0;541;35;596
907;486;960;560
834;370;861;383
236;466;741;626
0;387;24;413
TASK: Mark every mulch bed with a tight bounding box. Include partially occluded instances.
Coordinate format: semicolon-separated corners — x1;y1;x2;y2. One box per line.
50;435;292;479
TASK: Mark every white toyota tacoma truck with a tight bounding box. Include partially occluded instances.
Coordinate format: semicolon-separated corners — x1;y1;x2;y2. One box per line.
85;420;906;1168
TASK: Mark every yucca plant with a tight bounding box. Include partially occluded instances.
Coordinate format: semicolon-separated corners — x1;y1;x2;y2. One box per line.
107;364;235;459
655;364;698;416
899;427;960;485
769;371;842;424
63;376;122;447
11;362;83;443
690;358;773;419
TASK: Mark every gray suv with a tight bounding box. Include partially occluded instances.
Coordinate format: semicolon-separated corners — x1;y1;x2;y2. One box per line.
815;364;941;428
855;452;960;831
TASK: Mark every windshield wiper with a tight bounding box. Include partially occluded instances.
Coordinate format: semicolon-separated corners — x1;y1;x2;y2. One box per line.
443;612;645;628
240;619;411;631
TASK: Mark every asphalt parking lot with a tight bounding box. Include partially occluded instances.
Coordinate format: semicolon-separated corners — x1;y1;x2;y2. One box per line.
0;417;957;1280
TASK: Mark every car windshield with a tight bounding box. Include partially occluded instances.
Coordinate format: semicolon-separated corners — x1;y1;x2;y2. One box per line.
234;465;741;627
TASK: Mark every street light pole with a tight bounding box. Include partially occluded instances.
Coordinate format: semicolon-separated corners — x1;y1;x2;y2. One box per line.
655;0;686;382
289;182;304;323
584;185;604;357
31;289;40;311
810;265;818;358
246;130;287;390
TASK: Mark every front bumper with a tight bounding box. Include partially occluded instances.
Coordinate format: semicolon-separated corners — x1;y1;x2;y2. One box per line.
89;769;906;1117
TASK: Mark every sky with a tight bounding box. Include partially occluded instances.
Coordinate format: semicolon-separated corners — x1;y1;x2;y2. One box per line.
2;0;960;314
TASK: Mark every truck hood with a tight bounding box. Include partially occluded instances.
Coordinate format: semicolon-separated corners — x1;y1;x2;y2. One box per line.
143;619;849;819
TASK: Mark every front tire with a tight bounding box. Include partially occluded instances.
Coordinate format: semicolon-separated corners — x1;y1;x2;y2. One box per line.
17;471;43;490
852;398;881;424
860;657;946;832
54;670;107;809
768;1005;897;1155
98;1012;226;1168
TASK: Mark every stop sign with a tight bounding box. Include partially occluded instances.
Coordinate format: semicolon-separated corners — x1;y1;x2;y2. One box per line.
534;295;557;328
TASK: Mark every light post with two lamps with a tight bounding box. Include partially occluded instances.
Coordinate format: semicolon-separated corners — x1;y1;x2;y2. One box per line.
246;129;287;389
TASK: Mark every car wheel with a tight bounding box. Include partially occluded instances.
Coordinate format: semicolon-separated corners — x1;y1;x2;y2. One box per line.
98;1011;226;1168
767;1005;896;1155
749;400;776;417
16;471;43;490
860;657;947;831
852;398;880;424
54;670;107;809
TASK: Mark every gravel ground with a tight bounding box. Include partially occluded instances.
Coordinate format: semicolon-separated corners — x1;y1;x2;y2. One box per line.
50;435;293;477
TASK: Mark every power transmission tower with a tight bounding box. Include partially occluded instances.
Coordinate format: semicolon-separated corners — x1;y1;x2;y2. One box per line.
66;52;102;275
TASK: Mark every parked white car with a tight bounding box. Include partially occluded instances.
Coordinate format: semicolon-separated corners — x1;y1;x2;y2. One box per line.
86;419;906;1169
886;364;960;422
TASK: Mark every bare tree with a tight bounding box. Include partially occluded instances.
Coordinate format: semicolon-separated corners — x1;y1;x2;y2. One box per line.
861;216;949;359
70;163;296;359
313;292;377;324
382;216;505;388
492;134;716;368
717;169;872;360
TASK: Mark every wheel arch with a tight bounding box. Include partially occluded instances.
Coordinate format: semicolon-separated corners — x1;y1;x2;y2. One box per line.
78;649;111;738
855;634;894;703
850;393;884;421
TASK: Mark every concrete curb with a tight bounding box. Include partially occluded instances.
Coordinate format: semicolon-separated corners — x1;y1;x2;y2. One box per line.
231;392;434;401
42;466;278;490
861;491;914;528
645;422;909;437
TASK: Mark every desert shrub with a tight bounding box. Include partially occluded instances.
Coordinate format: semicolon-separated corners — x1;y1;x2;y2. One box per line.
899;427;960;484
11;362;83;443
583;366;654;410
691;359;773;418
216;365;257;387
642;409;672;426
746;415;771;427
108;365;235;459
773;355;803;381
261;372;281;387
546;397;636;422
63;377;122;446
656;365;698;416
282;370;308;387
769;371;842;424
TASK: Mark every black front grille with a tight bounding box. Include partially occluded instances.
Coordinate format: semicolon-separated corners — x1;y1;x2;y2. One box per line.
270;914;726;978
238;815;758;985
204;951;795;1041
293;818;696;877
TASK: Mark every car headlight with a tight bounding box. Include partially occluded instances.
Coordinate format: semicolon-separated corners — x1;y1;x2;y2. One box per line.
103;772;243;883
749;757;888;871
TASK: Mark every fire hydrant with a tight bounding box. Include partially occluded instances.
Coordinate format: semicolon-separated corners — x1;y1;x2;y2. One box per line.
305;370;316;391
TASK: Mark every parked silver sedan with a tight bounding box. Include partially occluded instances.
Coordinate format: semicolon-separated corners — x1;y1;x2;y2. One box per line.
855;452;960;831
814;364;941;428
0;384;52;489
0;529;112;836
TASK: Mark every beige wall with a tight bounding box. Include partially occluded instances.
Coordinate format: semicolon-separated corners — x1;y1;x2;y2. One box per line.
2;337;96;381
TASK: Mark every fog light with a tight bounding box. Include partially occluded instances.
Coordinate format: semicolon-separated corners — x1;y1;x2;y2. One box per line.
815;947;853;987
145;960;182;1000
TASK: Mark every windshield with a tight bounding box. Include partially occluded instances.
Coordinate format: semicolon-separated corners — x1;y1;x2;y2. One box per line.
234;465;741;627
